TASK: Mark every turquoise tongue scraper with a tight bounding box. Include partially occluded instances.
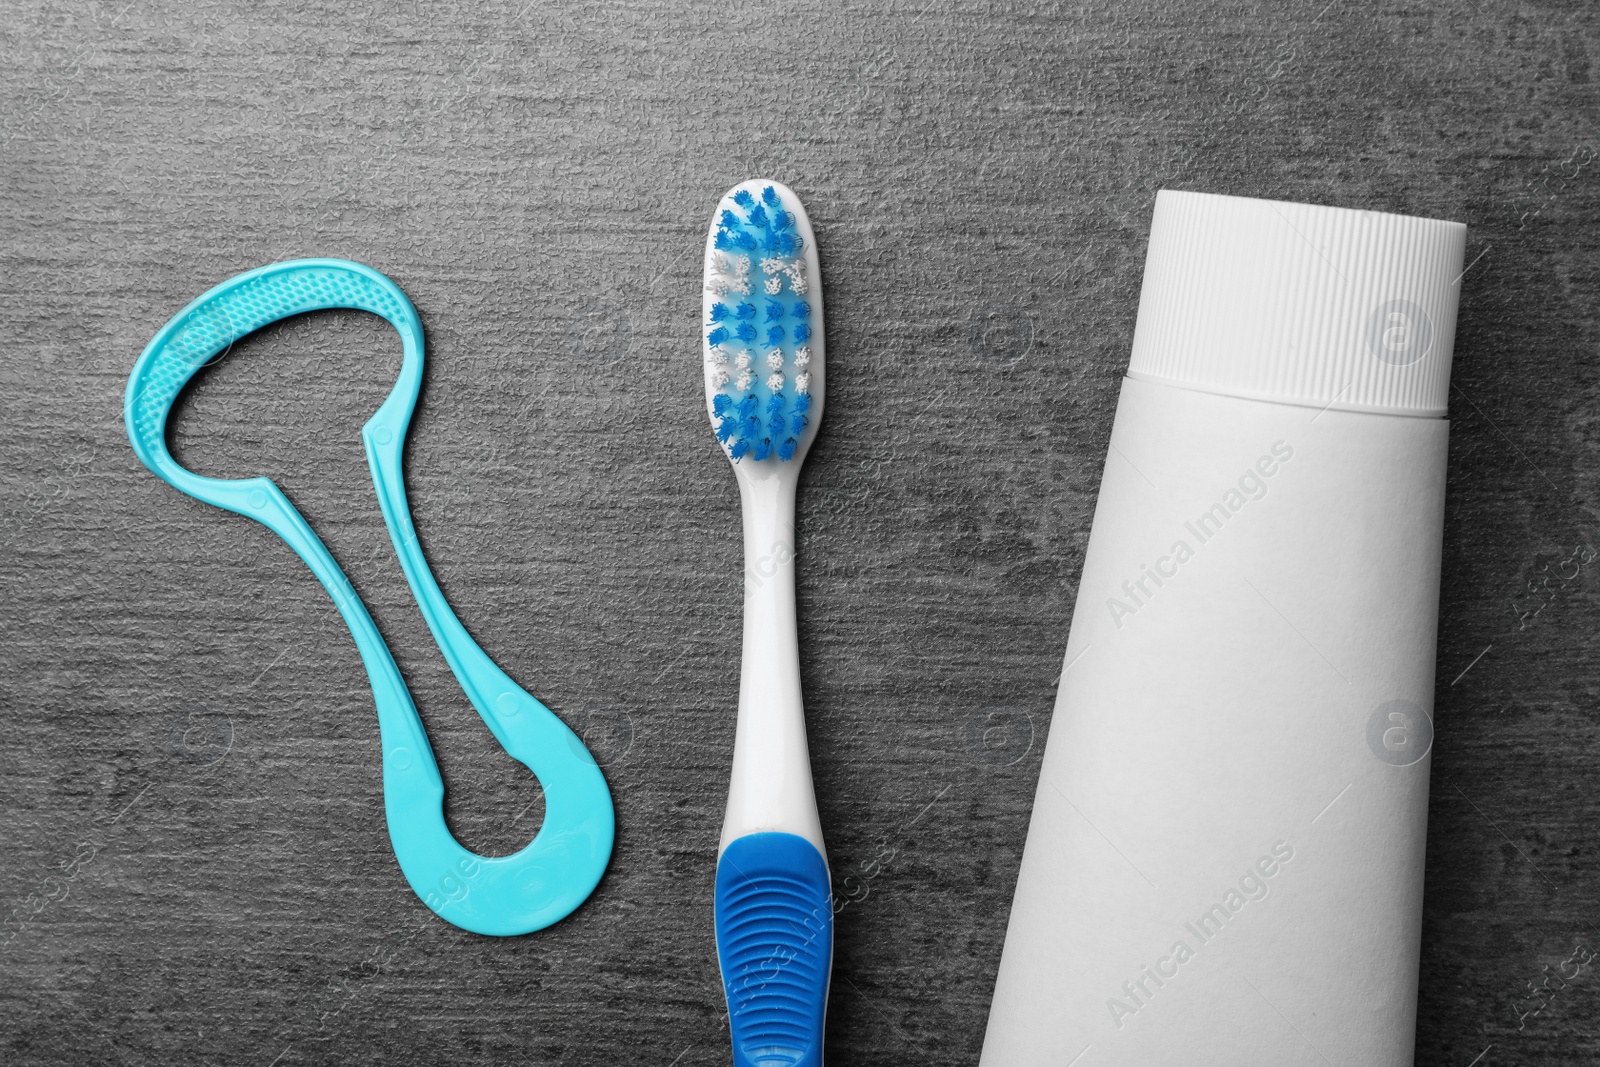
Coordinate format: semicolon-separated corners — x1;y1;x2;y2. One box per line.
124;258;614;935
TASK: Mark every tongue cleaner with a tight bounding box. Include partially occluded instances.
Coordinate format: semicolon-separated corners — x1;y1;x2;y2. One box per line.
124;258;614;936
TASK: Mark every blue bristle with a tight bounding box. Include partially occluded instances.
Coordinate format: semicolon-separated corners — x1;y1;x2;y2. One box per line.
765;302;784;322
707;326;729;347
793;301;810;318
773;210;794;230
729;439;750;460
749;205;770;229
769;414;787;433
715;418;736;442
762;186;781;207
710;303;732;322
765;395;785;416
735;302;755;319
766;325;785;344
792;413;809;434
778;438;797;461
736;322;756;343
752;439;772;461
739;395;759;418
794;323;811;343
717;228;756;252
733;190;756;209
794;393;812;413
720;209;741;228
742;415;761;438
713;394;733;416
765;231;800;256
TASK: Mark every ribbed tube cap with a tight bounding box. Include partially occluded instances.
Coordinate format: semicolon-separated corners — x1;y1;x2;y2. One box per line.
1127;190;1467;417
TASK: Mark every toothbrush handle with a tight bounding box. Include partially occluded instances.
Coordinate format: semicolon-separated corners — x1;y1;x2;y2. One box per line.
717;473;831;1064
722;473;825;849
716;833;832;1067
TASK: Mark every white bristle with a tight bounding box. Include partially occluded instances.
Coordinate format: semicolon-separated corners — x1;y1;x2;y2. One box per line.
766;373;784;392
711;367;731;387
707;274;752;297
735;350;752;370
795;372;811;393
736;370;754;390
764;277;782;295
707;253;753;295
794;346;811;368
764;349;784;371
784;265;808;295
760;257;786;276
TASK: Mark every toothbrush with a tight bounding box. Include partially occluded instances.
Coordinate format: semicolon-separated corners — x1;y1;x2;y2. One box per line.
702;181;832;1067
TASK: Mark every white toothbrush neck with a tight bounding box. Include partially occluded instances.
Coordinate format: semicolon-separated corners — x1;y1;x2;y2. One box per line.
719;466;825;858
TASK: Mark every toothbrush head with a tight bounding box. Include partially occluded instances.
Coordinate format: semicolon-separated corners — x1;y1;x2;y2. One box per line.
702;180;824;467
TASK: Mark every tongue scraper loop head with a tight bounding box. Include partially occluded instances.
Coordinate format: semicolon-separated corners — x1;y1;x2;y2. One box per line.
123;258;615;936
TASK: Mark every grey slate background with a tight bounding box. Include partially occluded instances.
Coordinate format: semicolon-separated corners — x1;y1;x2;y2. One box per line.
2;0;1597;1063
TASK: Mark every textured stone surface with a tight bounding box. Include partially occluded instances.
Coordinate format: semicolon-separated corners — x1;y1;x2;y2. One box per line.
1;1;1597;1064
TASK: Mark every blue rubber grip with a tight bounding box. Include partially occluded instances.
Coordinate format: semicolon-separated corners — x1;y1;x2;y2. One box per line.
715;833;832;1067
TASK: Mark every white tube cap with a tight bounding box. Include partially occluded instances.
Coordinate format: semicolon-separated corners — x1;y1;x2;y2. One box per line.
1127;190;1467;417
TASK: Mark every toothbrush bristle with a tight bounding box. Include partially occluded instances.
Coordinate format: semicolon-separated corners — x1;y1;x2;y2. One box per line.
704;183;818;464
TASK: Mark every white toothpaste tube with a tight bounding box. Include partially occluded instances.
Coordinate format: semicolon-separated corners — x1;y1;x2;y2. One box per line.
982;190;1466;1067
